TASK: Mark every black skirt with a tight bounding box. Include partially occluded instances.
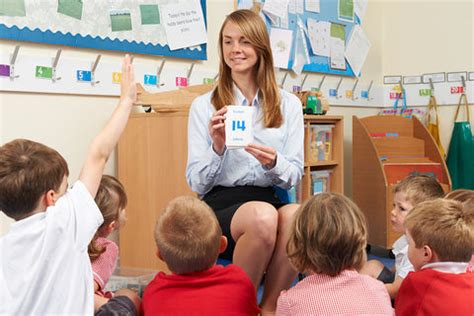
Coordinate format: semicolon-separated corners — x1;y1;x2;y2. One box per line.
202;186;285;260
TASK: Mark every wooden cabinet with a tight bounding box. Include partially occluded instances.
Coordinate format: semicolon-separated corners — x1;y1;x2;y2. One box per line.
301;115;344;201
352;115;451;248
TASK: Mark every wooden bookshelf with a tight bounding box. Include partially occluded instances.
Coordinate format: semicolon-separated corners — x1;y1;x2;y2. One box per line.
302;115;344;201
352;115;451;248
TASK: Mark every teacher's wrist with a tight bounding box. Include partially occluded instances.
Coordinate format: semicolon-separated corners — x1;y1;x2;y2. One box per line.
212;143;226;156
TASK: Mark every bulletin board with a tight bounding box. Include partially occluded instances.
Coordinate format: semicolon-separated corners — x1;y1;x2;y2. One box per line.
0;0;207;60
237;0;369;77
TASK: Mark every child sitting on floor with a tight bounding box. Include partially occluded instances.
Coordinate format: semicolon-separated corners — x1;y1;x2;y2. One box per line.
142;196;260;315
359;175;444;299
445;189;474;272
276;193;393;315
0;55;140;315
395;198;474;315
89;175;127;299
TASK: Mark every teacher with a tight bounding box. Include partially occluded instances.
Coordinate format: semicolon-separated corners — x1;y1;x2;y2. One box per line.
186;9;304;314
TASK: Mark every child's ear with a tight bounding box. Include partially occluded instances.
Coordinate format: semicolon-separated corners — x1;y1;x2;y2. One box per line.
44;189;57;207
423;245;435;263
219;236;228;254
108;220;119;234
156;247;164;261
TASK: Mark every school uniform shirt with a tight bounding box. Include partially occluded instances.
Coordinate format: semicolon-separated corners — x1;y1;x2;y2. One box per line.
392;234;414;279
142;264;260;315
395;262;474;316
92;237;118;298
186;85;304;196
0;181;103;316
276;270;394;315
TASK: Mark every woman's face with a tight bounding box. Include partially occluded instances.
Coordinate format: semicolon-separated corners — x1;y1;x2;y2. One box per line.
222;21;258;77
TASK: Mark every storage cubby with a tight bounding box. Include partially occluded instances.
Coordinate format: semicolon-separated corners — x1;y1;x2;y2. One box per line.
301;115;344;201
352;115;451;248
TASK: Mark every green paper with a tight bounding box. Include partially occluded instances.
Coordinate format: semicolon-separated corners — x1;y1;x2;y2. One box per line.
110;11;132;32
0;0;26;17
339;0;354;21
57;0;83;20
330;23;345;41
35;66;53;79
140;4;160;25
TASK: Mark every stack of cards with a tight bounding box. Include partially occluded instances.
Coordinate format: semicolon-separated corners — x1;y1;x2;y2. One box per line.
225;105;254;148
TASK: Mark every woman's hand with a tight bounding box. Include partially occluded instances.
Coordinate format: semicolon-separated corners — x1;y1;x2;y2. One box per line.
208;106;227;155
245;143;277;169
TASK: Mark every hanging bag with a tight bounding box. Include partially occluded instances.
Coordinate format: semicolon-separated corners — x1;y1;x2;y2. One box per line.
426;96;445;157
446;93;474;189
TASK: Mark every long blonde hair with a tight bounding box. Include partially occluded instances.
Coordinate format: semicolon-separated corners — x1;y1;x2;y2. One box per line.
211;9;283;128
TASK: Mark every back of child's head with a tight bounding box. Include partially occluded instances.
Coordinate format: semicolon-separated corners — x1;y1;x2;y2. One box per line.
154;196;222;274
445;189;474;204
394;175;444;206
287;192;367;276
405;198;473;262
88;175;127;260
0;139;69;220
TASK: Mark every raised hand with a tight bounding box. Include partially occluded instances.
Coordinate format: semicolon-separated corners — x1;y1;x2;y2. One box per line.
245;143;277;169
208;106;227;155
120;54;136;104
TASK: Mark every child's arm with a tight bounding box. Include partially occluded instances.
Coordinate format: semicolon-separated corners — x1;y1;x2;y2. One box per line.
79;55;136;197
385;276;403;299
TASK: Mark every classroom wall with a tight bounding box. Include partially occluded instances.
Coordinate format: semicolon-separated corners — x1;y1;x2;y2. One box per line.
1;0;473;236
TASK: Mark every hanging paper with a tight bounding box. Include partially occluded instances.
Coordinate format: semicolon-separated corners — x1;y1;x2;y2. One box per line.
330;23;346;70
338;0;354;22
270;28;293;69
344;25;370;75
263;0;290;19
305;0;320;13
354;0;368;21
292;17;311;74
307;19;330;57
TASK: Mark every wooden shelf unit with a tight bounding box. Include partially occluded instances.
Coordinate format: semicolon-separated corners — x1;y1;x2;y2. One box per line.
352;115;451;249
302;115;344;201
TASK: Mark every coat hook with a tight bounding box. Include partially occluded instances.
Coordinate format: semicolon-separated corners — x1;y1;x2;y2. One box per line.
187;62;195;84
317;75;326;91
280;71;288;89
351;78;359;101
461;75;466;88
335;77;343;99
366;80;373;101
91;54;101;86
300;73;308;90
9;45;20;80
156;59;166;87
52;49;62;82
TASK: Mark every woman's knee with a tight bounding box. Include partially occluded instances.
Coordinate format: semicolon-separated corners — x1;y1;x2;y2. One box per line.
278;203;300;229
232;201;278;245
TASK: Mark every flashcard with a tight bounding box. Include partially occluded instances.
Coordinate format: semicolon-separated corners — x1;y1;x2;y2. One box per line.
225;105;254;148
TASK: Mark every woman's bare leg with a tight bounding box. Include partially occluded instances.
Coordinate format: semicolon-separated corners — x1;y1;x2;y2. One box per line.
260;203;299;315
231;201;278;289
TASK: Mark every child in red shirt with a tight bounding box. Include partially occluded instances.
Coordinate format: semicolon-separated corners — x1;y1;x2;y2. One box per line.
142;196;260;315
395;198;474;315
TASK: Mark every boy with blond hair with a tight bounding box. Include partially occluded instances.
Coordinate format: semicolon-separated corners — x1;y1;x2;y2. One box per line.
360;175;444;298
142;196;260;315
395;199;474;315
0;55;140;315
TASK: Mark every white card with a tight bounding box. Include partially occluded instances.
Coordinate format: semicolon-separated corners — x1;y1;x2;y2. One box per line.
225;106;254;148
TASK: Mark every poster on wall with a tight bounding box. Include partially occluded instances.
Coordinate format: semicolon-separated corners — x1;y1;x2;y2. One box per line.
0;0;208;60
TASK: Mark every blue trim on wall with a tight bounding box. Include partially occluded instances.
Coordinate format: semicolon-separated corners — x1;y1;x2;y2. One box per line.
0;0;207;60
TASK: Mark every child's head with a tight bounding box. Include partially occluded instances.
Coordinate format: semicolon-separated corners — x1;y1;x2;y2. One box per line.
445;189;474;203
88;175;127;260
391;175;444;233
287;193;367;276
0;139;69;220
404;198;473;271
154;196;226;274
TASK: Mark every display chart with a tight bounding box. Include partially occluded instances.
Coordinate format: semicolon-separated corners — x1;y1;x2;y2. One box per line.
0;0;208;60
237;0;370;77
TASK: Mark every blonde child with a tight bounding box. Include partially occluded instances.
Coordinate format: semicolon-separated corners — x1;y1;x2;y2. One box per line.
89;175;127;298
395;199;474;315
0;55;140;315
276;193;393;315
360;175;444;299
142;196;260;315
445;189;474;272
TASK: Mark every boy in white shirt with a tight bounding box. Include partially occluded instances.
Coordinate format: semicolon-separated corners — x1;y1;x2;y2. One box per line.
360;175;444;299
0;55;139;315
